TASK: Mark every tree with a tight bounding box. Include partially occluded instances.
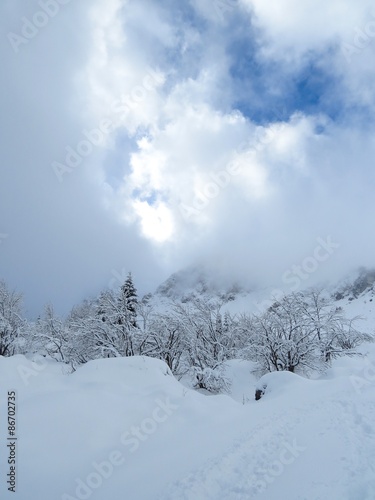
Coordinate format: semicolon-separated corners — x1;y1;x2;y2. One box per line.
240;290;373;375
0;280;24;356
65;298;99;367
63;281;145;364
36;304;73;363
138;293;153;332
175;300;233;392
291;289;372;362
247;298;318;373
120;272;138;328
142;313;187;377
92;289;137;358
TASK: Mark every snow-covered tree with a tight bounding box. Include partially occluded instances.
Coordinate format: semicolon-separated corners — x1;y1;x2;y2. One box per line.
138;293;153;332
91;289;138;358
296;289;372;361
142;313;187;377
175;300;233;392
31;304;74;363
0;280;24;356
120;272;138;328
240;290;372;374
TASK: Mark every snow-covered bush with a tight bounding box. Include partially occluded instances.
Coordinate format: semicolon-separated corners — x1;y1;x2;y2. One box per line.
192;365;231;393
240;290;373;375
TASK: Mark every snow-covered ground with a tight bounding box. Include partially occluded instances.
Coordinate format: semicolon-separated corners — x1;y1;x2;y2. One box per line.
1;268;375;499
1;343;375;500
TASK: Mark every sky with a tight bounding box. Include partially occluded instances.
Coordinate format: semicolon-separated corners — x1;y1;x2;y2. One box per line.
1;0;375;318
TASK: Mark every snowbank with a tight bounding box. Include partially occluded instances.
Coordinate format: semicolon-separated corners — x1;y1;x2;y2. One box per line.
255;370;309;400
1;351;375;499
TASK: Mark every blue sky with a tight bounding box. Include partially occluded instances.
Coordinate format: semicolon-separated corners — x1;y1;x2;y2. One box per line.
1;0;375;317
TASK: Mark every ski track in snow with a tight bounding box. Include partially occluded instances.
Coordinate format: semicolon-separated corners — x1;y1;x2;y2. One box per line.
159;393;375;500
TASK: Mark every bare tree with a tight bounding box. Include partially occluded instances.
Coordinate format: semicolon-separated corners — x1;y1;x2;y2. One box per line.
240;290;373;374
141;313;187;377
174;300;233;392
0;280;24;356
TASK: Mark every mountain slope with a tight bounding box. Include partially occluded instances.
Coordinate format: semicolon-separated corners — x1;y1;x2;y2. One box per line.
148;266;375;333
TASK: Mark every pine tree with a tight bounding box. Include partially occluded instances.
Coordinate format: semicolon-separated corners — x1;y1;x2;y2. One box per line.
120;272;138;328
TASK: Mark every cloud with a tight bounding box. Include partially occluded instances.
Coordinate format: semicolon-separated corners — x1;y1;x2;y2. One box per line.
0;0;165;317
241;0;374;56
1;0;374;316
240;0;375;111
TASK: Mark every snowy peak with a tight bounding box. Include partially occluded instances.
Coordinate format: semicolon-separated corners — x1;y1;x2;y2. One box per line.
154;266;251;304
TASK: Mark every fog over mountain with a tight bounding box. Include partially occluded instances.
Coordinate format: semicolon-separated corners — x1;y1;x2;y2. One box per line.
147;263;375;322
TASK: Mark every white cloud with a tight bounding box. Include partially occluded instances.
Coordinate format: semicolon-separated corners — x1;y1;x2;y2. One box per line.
1;0;374;315
132;200;174;243
240;0;375;110
241;0;374;56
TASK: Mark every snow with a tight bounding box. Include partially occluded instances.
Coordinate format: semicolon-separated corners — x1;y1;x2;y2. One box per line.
1;269;375;499
255;370;308;398
1;345;375;500
162;348;375;500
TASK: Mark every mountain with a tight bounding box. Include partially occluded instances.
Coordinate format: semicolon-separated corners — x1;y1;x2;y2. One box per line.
332;267;375;334
145;265;375;333
153;265;252;304
333;267;375;301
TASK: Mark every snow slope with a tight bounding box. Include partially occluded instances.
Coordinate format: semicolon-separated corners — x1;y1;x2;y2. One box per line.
161;348;375;500
149;266;375;328
1;347;375;500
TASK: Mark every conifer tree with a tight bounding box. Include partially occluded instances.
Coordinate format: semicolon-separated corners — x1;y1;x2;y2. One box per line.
120;272;138;328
